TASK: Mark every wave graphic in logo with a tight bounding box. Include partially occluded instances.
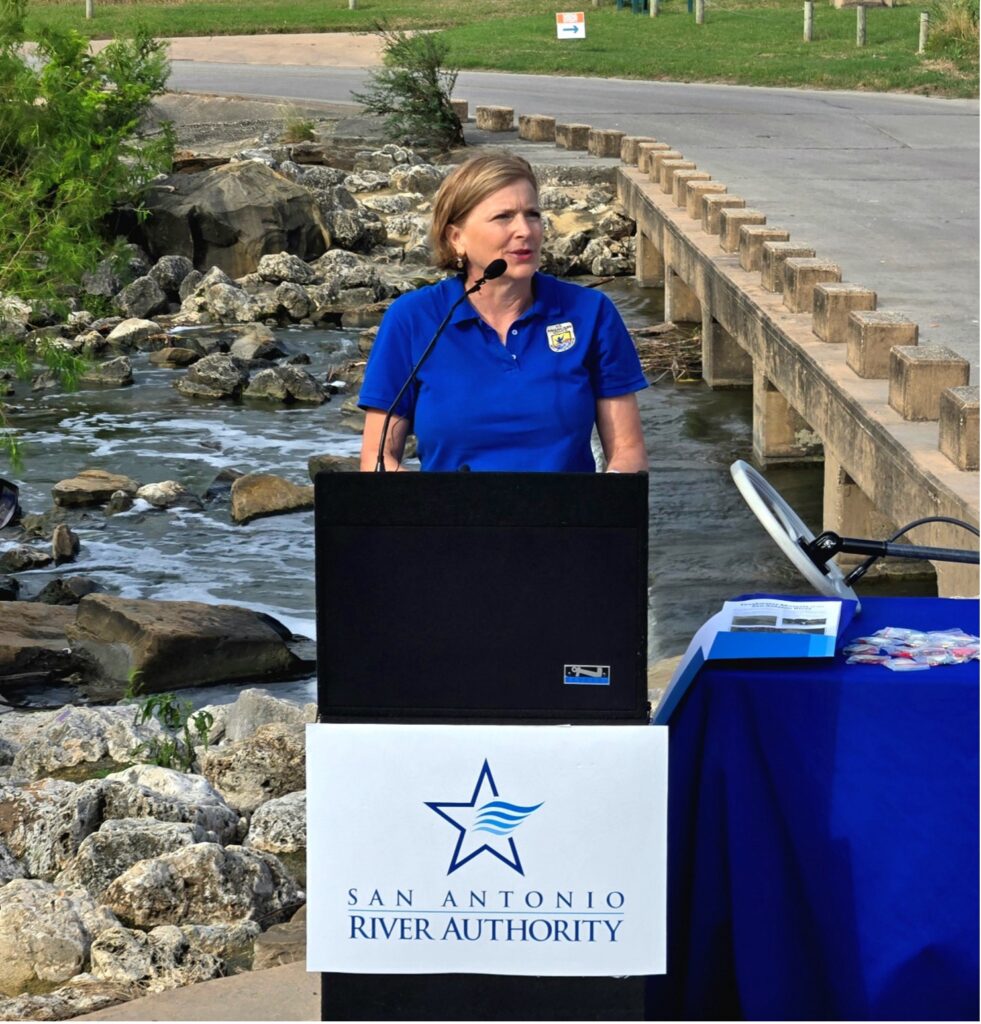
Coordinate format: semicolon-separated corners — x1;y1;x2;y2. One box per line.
473;800;543;837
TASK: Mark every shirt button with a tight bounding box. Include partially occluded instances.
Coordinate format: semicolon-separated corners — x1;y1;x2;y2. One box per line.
511;329;518;336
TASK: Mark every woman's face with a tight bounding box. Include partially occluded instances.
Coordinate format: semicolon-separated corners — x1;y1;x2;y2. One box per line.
446;179;543;285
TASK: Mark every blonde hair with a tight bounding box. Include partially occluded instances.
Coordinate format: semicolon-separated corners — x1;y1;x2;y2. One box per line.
430;153;539;271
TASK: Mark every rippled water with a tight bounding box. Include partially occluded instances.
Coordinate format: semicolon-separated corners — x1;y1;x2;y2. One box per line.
2;281;930;706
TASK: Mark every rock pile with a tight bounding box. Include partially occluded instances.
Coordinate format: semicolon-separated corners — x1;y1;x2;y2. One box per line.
0;688;311;1020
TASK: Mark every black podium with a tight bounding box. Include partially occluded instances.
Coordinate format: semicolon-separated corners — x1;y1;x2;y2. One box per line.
314;472;651;1019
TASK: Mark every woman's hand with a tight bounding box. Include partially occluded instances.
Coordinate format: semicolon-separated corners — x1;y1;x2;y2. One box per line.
360;409;410;472
596;394;648;473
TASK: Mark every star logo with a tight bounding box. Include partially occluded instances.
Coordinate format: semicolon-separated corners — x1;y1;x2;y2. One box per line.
425;760;544;876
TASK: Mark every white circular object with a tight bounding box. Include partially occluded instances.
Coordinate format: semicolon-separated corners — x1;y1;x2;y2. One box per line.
730;459;859;604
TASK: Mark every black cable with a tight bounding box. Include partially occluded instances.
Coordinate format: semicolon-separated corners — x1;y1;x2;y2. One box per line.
845;515;980;586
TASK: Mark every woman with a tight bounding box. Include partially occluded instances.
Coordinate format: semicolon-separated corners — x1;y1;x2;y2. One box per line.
359;153;648;473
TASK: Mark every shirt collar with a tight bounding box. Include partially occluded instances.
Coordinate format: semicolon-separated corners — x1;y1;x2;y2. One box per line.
447;272;564;326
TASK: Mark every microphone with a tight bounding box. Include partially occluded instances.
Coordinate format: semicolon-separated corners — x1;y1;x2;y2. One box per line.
374;259;508;472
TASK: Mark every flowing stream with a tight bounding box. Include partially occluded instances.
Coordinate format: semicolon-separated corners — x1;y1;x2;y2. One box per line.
3;279;931;707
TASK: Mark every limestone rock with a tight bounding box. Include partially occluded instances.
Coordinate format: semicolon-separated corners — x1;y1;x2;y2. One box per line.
200;722;305;813
140;162;330;277
274;280;312;321
135;480;201;510
115;275;167;319
56;818;214;902
66;593;311;694
344;170;390;193
0;974;132;1021
102;842;302;928
252;905;306;970
52;468;139;508
223;688;316;743
174;352;250;400
389;163;444;196
0;294;31;340
308;453;359;479
148;255;195;295
257;251;319;285
51;523;81;565
149;346;201;367
81;354;134;387
202;282;263;324
0;575;18;600
106;317;162;349
228;326;283;362
34;575;99;605
0;603;76;690
243;366;325;404
179;920;260;968
0;879;119;996
0;543;53;573
0;838;26;885
229;473;315;525
245;790;306;854
89;923;223;992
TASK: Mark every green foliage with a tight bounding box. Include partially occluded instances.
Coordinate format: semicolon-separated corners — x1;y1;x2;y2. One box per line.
281;111;316;144
125;673;215;774
927;0;979;59
352;26;464;151
0;0;174;307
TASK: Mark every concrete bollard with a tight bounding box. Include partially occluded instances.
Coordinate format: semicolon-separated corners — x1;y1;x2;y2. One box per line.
939;385;979;471
650;150;683;183
588;128;627;158
846;310;918;378
804;0;814;40
621;136;658;164
659;159;696;193
856;4;867;46
812;283;877;343
702;195;746;235
686;181;727;220
555;123;591;150
739;226;791;272
518;114;555;142
719;209;767;253
760;242;816;293
888;345;970;421
475;106;514;131
637;142;672;174
451;99;470;123
918;11;929;54
672;170;711;206
782;258;842;313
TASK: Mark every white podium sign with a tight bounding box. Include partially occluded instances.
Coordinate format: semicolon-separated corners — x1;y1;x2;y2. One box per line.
306;723;667;976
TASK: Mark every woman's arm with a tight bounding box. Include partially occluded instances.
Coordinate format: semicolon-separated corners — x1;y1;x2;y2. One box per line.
596;394;649;473
360;409;410;472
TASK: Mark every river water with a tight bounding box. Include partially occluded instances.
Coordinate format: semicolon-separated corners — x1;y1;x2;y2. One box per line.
3;279;930;707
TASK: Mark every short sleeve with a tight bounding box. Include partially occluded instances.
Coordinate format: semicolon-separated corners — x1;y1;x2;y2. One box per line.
357;297;418;420
588;293;649;398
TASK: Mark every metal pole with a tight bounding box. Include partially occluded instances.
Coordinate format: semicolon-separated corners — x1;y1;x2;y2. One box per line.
84;0;93;18
856;4;867;46
804;0;814;41
918;11;929;53
695;0;705;23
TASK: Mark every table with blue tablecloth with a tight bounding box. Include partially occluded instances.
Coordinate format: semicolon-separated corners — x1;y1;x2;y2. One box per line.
649;595;979;1021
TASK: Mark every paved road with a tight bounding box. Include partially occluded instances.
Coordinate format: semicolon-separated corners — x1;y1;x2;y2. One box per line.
167;58;979;377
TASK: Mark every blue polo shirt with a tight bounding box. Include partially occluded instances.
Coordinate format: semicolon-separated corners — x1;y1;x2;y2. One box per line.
358;272;647;472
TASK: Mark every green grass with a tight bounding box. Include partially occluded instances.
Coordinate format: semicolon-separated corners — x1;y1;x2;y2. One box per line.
22;0;978;98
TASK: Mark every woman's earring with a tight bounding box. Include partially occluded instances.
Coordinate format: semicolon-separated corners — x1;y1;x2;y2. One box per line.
455;254;464;270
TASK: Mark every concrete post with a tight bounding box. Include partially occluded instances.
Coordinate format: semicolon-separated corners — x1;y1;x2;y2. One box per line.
738;226;791;273
823;456;902;566
672;170;711;207
636;232;666;287
85;0;94;17
475;106;514;131
695;0;705;23
659;159;696;193
752;368;823;465
888;345;971;421
651;150;683;183
621;136;658;164
555;123;591;150
651;0;661;15
702;314;753;388
918;11;929;53
856;5;867;46
804;0;814;41
518;115;555;141
450;99;470;123
348;0;356;8
939;386;979;471
812;283;877;343
781;258;842;313
760;242;816;293
637;142;671;173
719;209;767;253
686;181;727;220
702;195;746;235
665;269;702;324
846;311;918;378
588;128;626;157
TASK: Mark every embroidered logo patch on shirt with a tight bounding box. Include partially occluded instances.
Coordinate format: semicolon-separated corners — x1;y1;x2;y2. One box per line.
546;321;576;353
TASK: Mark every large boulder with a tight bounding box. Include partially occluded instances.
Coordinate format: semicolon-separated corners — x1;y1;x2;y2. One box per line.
173;352;250;400
140;162;330;278
115;275;168;319
0;879;120;996
89;924;223;992
51;468;139;508
245;790;306;854
200;722;305;813
229;473;315;524
102;843;302;928
222;688;316;743
65;593;312;694
0;603;77;691
243;366;326;404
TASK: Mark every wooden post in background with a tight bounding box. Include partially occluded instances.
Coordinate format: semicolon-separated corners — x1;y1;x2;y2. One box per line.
804;0;814;41
84;0;93;18
856;4;867;46
695;0;705;24
918;11;929;53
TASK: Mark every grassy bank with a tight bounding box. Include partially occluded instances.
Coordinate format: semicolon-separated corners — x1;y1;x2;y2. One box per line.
23;0;979;98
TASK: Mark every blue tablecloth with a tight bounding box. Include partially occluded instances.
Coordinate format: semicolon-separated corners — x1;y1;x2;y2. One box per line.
650;596;979;1021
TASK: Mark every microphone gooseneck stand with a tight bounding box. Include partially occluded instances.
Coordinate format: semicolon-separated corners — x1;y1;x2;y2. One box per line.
374;258;509;472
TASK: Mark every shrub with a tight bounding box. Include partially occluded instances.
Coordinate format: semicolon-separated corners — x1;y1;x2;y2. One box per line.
927;0;979;59
351;26;464;151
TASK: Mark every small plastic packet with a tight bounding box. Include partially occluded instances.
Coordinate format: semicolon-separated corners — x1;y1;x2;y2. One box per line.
884;658;931;672
846;653;891;665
